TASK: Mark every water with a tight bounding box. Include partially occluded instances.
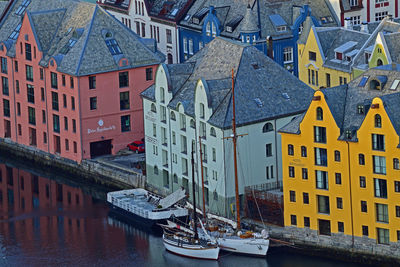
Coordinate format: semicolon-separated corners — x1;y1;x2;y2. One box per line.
0;157;371;267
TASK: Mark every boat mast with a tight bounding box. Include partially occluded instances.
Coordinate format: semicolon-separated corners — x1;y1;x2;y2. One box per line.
231;69;241;231
199;136;206;218
191;149;198;239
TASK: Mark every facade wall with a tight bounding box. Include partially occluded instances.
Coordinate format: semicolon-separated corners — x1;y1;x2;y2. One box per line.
282;90;400;245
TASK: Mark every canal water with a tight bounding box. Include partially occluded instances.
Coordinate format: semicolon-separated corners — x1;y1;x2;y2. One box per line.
0;157;372;267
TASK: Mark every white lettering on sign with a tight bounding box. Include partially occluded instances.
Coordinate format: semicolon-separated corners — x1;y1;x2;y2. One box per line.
87;125;116;134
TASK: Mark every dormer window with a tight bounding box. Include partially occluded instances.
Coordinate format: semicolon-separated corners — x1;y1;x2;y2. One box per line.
346;56;352;62
276;26;286;32
345;130;352;139
212;23;216;37
316;107;323;121
246;36;250;43
336;52;343;60
370;79;381;90
357;104;364;114
364;52;371;64
206;22;211;36
199;103;205;119
15;0;31;16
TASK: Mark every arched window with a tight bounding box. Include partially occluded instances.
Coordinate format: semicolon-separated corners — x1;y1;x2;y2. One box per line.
160;87;165;103
288;144;294;155
316;107;323;120
262;122;273;133
210;127;216;137
206;22;211;36
393;158;400;170
212;23;216;37
375;114;382;128
190;119;195;128
200;103;205;118
301;146;307;157
154;166;159;175
377;59;383;66
173;174;178;183
167;53;173;64
170;111;176;121
151;103;157;113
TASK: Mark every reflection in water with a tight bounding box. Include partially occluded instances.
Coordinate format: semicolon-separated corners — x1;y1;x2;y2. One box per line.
0;161;369;266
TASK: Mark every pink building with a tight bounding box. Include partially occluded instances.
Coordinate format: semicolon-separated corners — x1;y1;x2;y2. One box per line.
0;0;163;161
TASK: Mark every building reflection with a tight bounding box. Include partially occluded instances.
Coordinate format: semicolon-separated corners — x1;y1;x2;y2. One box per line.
0;163;150;262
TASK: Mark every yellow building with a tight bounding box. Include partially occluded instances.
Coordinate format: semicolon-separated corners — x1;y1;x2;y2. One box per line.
280;65;400;248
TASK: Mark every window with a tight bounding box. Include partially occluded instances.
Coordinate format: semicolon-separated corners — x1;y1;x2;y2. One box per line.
27;84;34;103
283;47;293;63
71;96;75;110
26;65;33;81
72;119;76;133
42;110;46;123
70;77;74;88
395;181;400;192
52;92;59;111
314;148;327;166
394;158;400;170
290;215;297;226
376;203;389;223
2;77;8;95
316;170;328;189
373;156;386;174
338;222;344;233
212;23;216;37
166;29;172;44
266;144;272;157
16;80;19;93
334;150;340;162
120;92;130;110
375;11;388;22
17;103;20;116
396;206;400;218
362;225;369;236
374;178;387;198
301;146;307;157
89;76;96;89
50;72;59;89
375;114;382;128
372;134;385;151
28;107;35;125
289;166;295;178
262;122;273;132
308;69;318;86
3;99;10;117
326;73;331;87
337;197;343;209
1;57;7;74
309;51;316;61
53;114;60;133
180;114;186;130
62;75;65;86
316;107;323;120
170;111;176;121
90;97;97;110
121;115;131;132
377;228;389;245
151;103;157;113
314;126;326;143
361;200;367;212
25;43;31;61
160;87;165;103
119;72;128;87
304;217;310;227
288;144;294;155
303;192;309;204
105;38;123;54
65;139;69;151
290;191;296;202
212;147;216;162
335;173;342;185
188;39;193;55
317;195;330;214
359;154;365;165
146;68;153;81
360;176;366;188
302;168;308;179
210;127;216;137
39;68;43;80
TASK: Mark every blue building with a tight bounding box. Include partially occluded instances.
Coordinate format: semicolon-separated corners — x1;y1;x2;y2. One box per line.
178;0;339;76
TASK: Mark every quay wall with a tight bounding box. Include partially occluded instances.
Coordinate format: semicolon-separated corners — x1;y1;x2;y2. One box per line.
0;138;145;189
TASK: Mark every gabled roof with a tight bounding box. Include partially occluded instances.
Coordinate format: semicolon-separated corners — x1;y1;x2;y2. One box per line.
142;37;313;129
0;0;164;76
280;64;400;142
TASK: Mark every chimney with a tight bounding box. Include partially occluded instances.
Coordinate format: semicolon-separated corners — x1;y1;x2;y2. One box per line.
361;21;368;33
344;17;352;30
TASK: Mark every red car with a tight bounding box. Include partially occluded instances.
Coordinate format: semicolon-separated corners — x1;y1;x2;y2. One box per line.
127;141;145;153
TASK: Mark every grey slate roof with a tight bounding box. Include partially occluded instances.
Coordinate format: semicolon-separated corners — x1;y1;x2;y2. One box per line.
314;27;370;72
146;0;194;22
381;33;400;63
142;37;314;129
0;0;164;76
179;0;338;41
239;5;259;33
280;64;400;143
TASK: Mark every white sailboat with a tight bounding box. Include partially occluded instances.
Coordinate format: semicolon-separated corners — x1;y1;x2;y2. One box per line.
203;69;269;256
160;150;220;260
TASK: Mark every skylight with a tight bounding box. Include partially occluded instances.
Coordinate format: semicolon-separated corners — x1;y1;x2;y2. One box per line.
170;8;179;17
358;76;369;87
15;0;31;16
60;38;78;55
105;39;122;55
282;93;290;100
254;98;263;107
8;23;22;40
390;79;400;90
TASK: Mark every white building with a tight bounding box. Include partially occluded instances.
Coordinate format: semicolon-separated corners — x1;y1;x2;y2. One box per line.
328;0;400;26
98;0;193;64
141;37;314;218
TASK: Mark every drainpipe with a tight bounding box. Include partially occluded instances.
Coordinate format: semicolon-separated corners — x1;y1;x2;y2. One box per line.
77;77;84;160
43;69;50;153
168;107;173;193
11;60;17;143
274;119;279;188
346;141;355;249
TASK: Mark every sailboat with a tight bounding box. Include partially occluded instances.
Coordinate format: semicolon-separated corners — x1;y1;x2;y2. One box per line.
159;150;220;260
203;69;269;256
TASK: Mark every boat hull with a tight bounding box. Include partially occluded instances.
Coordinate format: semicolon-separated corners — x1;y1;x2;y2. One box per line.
163;235;220;260
218;237;269;256
108;203;187;229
